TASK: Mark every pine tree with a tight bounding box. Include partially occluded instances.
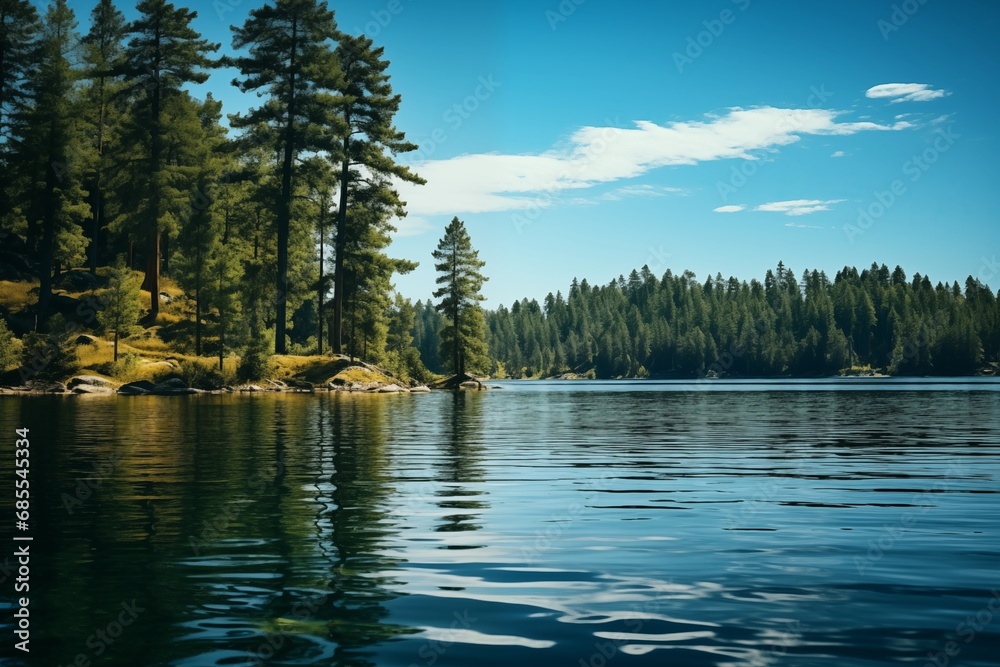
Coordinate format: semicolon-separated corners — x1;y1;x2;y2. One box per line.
99;256;143;361
329;32;423;353
0;0;40;235
17;0;91;327
229;0;341;354
118;0;218;320
433;217;489;377
172;94;228;356
80;0;127;274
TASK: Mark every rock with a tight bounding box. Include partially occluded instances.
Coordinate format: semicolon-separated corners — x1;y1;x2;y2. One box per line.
155;377;188;390
150;387;202;396
241;384;264;393
74;334;99;346
158;291;172;303
378;384;405;393
119;380;155;395
73;384;114;395
288;380;314;392
409;386;431;393
459;380;483;390
69;375;114;388
54;269;100;292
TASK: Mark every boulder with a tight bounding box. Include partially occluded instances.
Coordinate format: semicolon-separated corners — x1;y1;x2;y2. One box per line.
151;386;202;396
39;381;68;393
378;384;405;393
73;384;114;395
69;375;115;388
54;269;100;292
154;377;189;390
409;385;431;393
119;380;155;395
74;334;99;346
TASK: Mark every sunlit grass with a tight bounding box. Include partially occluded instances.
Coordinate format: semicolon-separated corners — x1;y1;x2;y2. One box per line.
0;280;38;311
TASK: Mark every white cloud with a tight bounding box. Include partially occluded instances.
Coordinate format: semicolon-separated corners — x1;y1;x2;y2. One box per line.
713;205;745;213
392;215;435;238
830;150;846;158
866;83;950;104
754;199;845;216
397;106;913;219
601;184;686;201
784;222;824;229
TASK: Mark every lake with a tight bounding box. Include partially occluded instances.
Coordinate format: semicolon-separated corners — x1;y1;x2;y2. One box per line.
1;380;999;666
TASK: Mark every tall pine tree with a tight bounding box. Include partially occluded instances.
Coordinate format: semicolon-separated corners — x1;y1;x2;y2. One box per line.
229;0;341;354
118;0;218;320
433;217;489;377
329;33;423;353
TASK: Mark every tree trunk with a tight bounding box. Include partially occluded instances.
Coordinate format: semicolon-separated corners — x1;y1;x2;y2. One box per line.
37;154;59;330
90;82;106;276
219;313;224;372
318;211;324;356
195;283;201;356
332;136;350;354
141;232;160;321
113;329;119;362
273;18;298;356
161;232;170;276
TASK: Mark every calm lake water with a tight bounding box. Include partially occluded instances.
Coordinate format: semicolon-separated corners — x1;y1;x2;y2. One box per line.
2;380;999;666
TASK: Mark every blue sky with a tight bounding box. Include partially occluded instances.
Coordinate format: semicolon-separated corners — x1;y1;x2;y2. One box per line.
63;0;1000;306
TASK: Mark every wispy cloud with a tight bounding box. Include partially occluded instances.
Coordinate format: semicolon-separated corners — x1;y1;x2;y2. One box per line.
784;221;824;229
755;199;845;216
713;204;746;213
398;105;914;218
392;215;435;238
601;184;686;201
866;83;950;103
830;150;846;158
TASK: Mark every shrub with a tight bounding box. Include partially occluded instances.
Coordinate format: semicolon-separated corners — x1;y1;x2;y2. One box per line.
19;315;79;381
178;358;228;389
238;334;274;382
0;319;17;370
109;351;141;380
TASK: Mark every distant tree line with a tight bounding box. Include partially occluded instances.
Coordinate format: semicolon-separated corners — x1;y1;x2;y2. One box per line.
482;262;999;378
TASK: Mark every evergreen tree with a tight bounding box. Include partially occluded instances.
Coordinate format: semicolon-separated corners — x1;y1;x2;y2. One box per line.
229;0;341;354
0;0;40;234
17;0;91;327
433;217;489;376
98;256;143;361
329;32;423;353
118;0;218;320
80;0;127;274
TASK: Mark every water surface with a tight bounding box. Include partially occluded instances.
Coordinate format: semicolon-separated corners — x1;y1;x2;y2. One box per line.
1;381;999;666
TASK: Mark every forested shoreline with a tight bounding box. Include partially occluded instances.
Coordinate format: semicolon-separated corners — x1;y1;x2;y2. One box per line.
473;262;999;379
1;1;998;388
